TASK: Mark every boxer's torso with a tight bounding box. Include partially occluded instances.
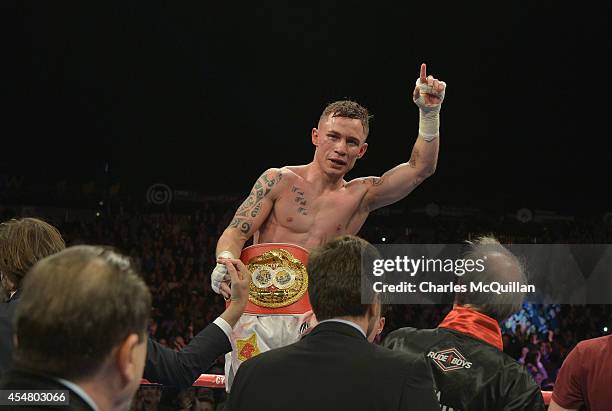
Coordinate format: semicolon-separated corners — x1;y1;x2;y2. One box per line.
256;166;370;250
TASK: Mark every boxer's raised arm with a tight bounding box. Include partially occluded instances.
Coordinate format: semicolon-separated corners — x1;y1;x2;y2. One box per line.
362;63;445;212
211;168;284;296
361;137;438;211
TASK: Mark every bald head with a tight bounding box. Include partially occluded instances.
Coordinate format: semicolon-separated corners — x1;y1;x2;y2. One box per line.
14;245;151;381
456;236;527;321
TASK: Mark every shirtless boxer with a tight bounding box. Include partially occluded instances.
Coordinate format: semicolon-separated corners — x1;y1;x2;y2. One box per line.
213;63;446;388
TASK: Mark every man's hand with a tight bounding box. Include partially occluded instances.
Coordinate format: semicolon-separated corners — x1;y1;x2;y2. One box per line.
225;259;251;306
413;63;446;108
219;258;252;328
413;63;446;141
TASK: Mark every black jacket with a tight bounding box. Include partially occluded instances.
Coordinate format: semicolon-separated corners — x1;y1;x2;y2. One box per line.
384;326;545;411
227;321;440;411
2;291;231;389
0;368;93;411
144;321;231;388
0;289;20;375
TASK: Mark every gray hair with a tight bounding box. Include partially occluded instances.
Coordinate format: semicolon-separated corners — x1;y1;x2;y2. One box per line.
455;236;527;322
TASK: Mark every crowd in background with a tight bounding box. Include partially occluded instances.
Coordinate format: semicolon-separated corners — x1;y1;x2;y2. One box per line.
3;200;611;410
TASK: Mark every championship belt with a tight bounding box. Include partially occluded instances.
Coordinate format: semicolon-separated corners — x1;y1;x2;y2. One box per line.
228;243;312;315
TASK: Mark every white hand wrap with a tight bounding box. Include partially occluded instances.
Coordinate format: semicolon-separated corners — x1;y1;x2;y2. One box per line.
414;78;446;141
211;251;235;294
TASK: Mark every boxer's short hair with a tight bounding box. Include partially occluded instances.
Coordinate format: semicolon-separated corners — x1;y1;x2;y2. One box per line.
320;100;371;137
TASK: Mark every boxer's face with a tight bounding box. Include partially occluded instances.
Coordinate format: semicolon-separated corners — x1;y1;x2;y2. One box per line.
312;115;368;176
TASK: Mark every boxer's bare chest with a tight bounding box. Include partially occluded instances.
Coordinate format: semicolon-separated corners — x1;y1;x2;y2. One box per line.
257;177;369;248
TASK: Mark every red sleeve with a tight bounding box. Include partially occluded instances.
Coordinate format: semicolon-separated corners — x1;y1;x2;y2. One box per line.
552;343;585;409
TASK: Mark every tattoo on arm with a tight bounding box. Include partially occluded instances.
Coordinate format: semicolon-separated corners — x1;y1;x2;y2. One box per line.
408;148;420;168
229;217;252;235
235;195;256;217
371;177;384;186
228;169;282;231
250;202;262;218
362;176;385;186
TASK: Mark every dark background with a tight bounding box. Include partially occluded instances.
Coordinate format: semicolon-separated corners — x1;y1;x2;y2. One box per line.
2;1;610;213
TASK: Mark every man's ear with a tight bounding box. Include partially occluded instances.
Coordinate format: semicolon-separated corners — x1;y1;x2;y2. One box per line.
115;333;142;385
366;302;380;319
377;317;386;335
357;142;368;159
311;128;319;146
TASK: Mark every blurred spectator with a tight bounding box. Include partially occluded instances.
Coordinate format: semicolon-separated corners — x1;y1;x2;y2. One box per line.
550;335;612;411
0;217;65;373
0;245;151;411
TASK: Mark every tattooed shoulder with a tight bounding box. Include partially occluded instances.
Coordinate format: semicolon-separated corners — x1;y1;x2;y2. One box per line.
261;168;284;188
230;168;285;228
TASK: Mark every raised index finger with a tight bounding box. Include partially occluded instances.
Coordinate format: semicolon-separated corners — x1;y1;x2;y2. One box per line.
420;63;427;83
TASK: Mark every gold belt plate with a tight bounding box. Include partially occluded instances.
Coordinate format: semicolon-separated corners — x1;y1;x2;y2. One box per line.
247;248;308;308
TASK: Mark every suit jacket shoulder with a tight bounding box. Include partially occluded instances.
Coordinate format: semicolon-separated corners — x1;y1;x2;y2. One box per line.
228;322;440;411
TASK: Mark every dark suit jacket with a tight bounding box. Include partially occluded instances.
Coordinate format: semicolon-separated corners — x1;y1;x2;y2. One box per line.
226;321;440;411
1;296;230;390
144;321;231;388
0;289;20;376
0;368;93;411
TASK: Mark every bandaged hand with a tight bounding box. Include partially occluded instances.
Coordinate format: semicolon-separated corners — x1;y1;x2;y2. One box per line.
413;63;446;141
211;251;234;297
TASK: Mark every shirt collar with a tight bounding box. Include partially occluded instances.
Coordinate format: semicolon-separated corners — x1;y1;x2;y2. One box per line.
318;318;367;338
438;306;503;351
56;377;100;411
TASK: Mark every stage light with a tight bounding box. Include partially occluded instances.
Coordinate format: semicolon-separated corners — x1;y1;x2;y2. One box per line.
381;237;386;242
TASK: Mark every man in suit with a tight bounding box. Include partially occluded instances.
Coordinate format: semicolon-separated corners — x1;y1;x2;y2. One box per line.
0;245;250;410
226;235;440;411
144;257;252;388
0;246;152;410
0;216;251;389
